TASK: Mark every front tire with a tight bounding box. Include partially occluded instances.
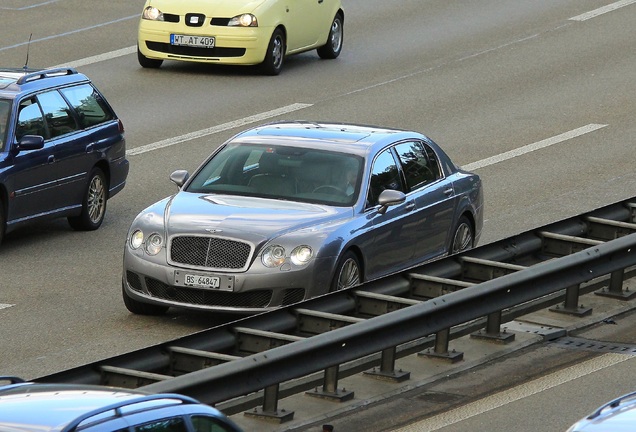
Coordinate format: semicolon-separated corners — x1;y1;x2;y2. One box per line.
68;167;107;231
317;13;344;59
260;29;285;75
138;46;163;69
450;215;474;255
122;280;169;315
330;250;361;292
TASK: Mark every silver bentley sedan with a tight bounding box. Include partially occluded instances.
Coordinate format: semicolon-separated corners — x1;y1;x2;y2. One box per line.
122;121;484;315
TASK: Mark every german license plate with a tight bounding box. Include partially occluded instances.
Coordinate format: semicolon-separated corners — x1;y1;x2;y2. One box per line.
170;34;215;48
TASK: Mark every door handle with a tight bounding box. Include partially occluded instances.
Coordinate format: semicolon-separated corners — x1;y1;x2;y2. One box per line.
47;155;55;163
443;188;453;196
405;202;415;211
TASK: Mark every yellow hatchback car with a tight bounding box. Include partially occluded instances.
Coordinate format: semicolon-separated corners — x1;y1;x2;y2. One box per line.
137;0;344;75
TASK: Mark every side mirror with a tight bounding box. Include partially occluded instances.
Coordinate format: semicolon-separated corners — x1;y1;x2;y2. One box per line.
376;189;406;215
170;169;189;188
15;135;44;151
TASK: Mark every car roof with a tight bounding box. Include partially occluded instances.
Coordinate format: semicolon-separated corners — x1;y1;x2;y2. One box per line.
0;382;210;432
0;67;89;98
570;391;636;431
230;121;428;158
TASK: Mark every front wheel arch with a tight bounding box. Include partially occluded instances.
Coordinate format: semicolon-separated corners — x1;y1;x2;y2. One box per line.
330;248;363;292
260;27;286;75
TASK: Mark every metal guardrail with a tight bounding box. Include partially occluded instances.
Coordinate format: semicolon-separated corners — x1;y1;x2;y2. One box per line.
36;197;636;422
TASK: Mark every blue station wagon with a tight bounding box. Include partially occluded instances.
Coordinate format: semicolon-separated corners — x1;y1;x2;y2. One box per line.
0;67;129;245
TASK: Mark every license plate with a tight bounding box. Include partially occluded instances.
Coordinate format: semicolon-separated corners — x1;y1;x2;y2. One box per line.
174;270;233;290
185;274;220;289
170;34;215;48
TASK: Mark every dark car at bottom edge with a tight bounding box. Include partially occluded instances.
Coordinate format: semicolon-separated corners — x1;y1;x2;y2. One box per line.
0;376;242;432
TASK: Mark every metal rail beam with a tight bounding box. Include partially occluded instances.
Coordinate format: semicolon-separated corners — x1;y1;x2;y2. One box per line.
140;233;636;405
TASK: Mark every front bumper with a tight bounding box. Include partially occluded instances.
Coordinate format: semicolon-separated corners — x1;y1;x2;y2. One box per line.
138;20;272;65
123;248;335;314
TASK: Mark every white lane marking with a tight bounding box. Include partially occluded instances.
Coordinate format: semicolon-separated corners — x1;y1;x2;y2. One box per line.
50;46;136;69
462;124;607;171
392;353;633;432
0;15;138;52
126;103;313;156
570;0;636;21
0;0;59;10
0;304;14;310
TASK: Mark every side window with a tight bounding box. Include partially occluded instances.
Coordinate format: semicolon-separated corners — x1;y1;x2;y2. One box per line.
16;97;46;141
36;90;78;139
394;141;442;191
191;415;237;432
60;83;114;128
0;99;10;147
134;417;188;432
367;148;403;206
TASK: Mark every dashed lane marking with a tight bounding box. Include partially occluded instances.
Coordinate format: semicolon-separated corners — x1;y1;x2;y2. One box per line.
462;124;607;171
126;103;313;156
570;0;636;21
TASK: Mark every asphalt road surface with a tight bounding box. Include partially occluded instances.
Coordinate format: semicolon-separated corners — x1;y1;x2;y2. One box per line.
2;0;636;430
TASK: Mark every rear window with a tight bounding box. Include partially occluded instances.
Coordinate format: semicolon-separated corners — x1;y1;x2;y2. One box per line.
60;83;114;128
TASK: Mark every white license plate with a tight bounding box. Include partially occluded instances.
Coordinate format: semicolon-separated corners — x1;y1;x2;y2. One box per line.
170;34;215;48
185;274;220;289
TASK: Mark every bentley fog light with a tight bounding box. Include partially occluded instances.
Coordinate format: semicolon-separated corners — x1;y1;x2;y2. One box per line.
262;245;286;268
145;233;163;255
291;246;313;265
130;230;144;249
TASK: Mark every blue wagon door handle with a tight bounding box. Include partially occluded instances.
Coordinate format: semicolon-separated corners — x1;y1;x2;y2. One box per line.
443;188;453;196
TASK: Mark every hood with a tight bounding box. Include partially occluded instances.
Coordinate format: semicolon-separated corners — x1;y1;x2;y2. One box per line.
149;0;268;15
164;192;352;244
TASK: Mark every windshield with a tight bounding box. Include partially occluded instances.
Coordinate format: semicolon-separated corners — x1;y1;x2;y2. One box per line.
186;143;363;206
0;98;10;149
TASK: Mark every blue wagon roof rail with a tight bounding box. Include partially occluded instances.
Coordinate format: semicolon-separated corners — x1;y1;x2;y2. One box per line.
587;391;636;420
16;67;78;85
0;376;26;384
60;393;200;432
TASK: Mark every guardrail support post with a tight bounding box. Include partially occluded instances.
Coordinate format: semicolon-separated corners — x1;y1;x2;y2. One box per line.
306;365;354;402
595;269;636;300
364;346;411;382
471;311;515;344
418;328;464;363
550;284;593;316
243;384;294;423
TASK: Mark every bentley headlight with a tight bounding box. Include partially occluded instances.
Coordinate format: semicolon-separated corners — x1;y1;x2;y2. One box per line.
291;246;313;265
130;230;144;249
145;233;164;255
142;6;164;21
262;245;286;268
228;13;258;27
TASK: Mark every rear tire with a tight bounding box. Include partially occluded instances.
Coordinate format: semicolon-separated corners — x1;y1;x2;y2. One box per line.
260;29;285;75
68;167;107;231
138;46;163;69
317;13;344;59
122;280;169;315
330;250;361;292
450;215;474;255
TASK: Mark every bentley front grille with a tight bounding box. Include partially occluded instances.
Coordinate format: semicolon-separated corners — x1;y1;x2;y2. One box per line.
170;235;252;270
